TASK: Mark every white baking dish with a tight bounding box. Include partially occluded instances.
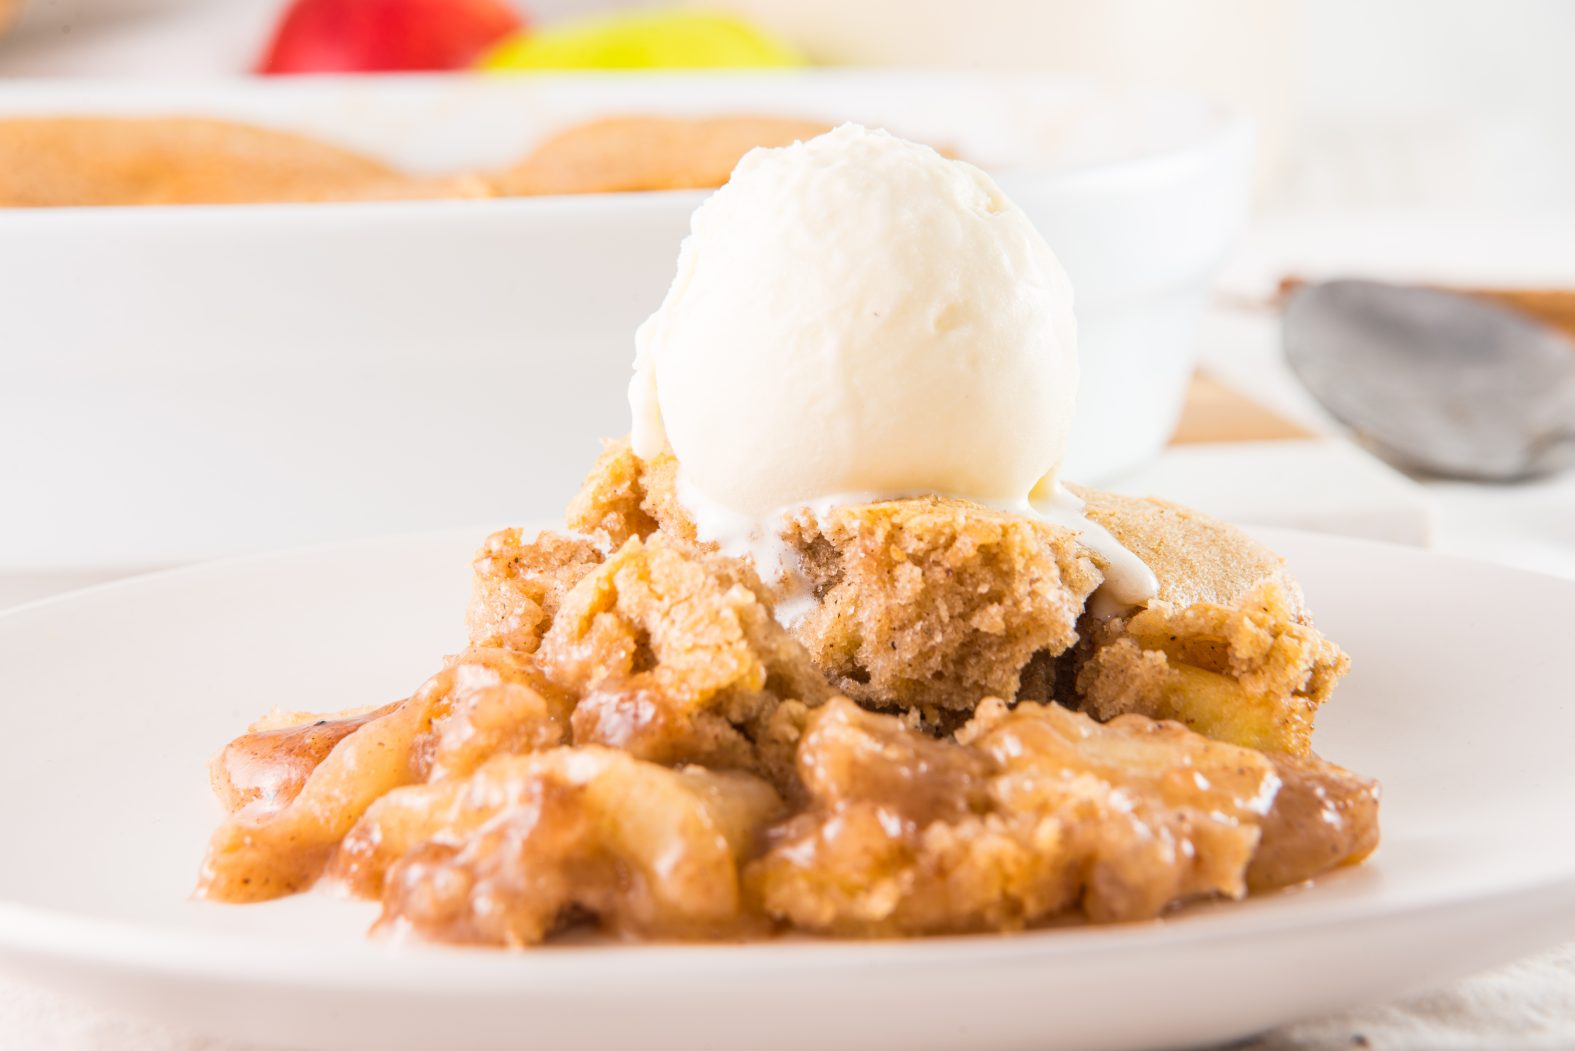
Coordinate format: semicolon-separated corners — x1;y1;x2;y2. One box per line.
0;72;1249;572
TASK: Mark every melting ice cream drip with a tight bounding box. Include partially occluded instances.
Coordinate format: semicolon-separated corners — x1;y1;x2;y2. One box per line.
677;472;1158;628
674;472;858;628
1029;483;1159;618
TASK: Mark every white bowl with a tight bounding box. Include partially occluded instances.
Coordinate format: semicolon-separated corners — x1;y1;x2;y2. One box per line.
0;72;1250;573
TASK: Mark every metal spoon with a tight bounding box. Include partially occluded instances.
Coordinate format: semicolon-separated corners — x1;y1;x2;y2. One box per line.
1282;279;1575;481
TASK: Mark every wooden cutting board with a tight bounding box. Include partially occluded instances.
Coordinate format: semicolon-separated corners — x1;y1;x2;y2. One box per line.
1136;374;1431;547
1169;374;1315;445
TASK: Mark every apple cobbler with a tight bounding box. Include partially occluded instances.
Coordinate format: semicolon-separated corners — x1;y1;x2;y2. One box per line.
196;441;1378;944
0;114;831;208
195;123;1377;946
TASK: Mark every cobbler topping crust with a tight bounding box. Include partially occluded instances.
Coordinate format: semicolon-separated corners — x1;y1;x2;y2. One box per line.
1077;581;1349;755
466;529;603;654
784;497;1100;713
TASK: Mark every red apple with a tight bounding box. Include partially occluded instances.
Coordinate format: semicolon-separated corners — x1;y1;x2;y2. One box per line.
258;0;524;74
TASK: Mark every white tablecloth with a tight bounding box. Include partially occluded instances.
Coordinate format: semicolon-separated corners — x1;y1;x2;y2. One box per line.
1240;945;1575;1051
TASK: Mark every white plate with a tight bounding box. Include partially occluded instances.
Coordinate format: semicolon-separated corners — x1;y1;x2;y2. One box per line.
2;527;1573;1051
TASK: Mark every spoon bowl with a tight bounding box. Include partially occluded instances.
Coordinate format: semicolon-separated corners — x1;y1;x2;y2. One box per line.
1283;279;1575;481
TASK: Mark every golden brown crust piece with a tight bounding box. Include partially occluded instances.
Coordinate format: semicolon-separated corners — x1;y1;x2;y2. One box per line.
466;528;605;654
1072;485;1303;612
564;441;1346;747
1076;581;1348;755
0;117;486;207
569;442;1103;712
492;115;833;196
541;533;830;793
564;439;692;550
1065;485;1347;755
785;497;1100;714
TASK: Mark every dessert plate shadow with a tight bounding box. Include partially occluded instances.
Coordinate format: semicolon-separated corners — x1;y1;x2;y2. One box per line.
1;526;1573;1051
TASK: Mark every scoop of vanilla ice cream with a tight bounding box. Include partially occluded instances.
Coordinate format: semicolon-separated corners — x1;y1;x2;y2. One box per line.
630;123;1078;519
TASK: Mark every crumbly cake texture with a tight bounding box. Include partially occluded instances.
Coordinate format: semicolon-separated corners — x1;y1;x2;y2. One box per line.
1068;486;1348;754
784;499;1099;715
569;440;1103;714
565;439;694;550
567;441;1348;749
466;529;605;654
198;442;1376;944
1076;583;1348;755
537;533;831;794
